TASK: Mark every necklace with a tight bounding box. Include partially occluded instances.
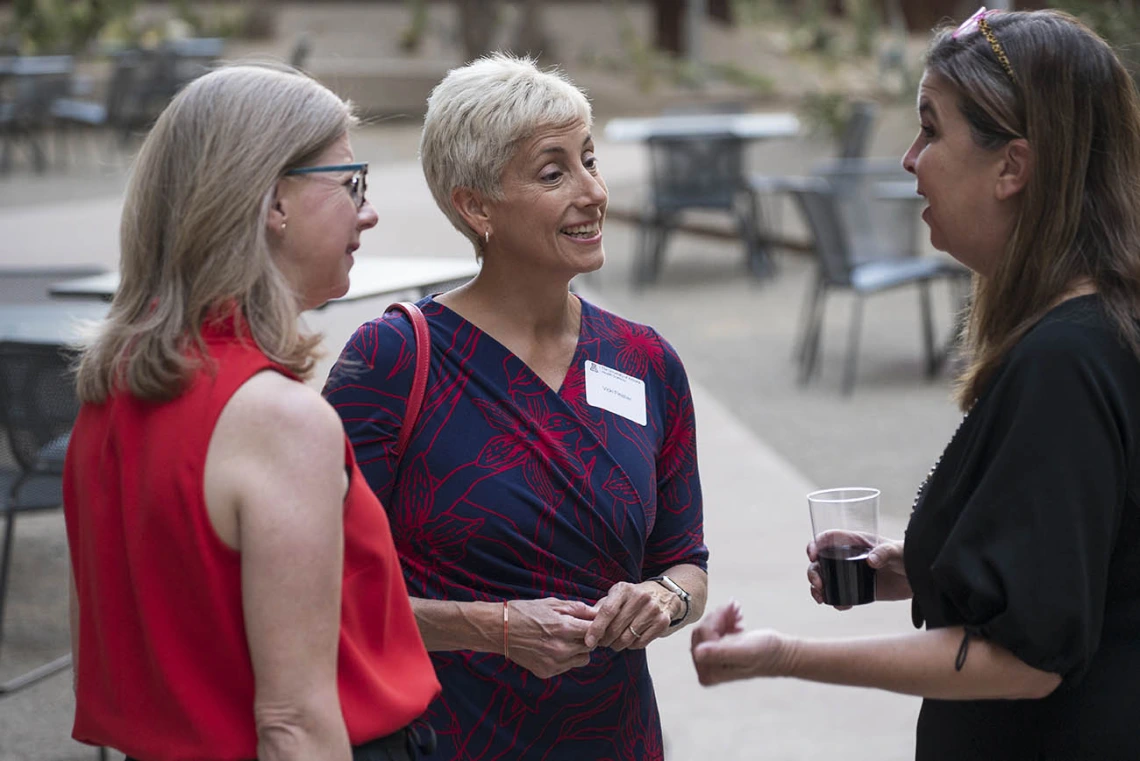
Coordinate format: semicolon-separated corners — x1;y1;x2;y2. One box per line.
911;401;977;512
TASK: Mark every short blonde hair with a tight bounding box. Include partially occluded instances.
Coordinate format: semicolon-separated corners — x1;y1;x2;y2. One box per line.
419;53;592;252
76;62;356;403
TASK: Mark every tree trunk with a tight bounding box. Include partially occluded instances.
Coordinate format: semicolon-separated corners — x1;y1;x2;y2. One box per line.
708;0;733;24
459;0;501;62
654;0;685;56
513;0;550;59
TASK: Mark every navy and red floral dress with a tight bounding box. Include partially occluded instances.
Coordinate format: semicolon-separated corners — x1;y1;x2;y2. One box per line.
324;296;708;761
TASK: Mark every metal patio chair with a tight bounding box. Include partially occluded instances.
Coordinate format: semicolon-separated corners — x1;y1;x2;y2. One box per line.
789;178;967;394
0;340;79;696
52;50;149;156
0;55;75;173
749;100;881;233
635;132;768;285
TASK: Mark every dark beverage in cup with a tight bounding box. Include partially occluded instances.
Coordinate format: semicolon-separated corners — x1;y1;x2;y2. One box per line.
818;545;875;606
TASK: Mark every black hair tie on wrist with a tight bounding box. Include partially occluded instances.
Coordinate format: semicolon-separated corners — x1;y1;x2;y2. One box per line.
954;626;983;671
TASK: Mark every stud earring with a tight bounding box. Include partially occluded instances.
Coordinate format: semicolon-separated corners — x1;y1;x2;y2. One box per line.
281;221;287;232
484;230;490;244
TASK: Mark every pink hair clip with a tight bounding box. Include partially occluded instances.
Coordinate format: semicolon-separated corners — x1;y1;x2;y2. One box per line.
953;6;990;39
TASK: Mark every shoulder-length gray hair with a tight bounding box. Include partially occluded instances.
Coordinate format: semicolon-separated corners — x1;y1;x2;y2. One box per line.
77;62;357;403
926;10;1140;408
419;53;592;255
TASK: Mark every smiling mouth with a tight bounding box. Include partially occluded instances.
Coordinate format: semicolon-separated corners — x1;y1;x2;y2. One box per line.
561;223;601;239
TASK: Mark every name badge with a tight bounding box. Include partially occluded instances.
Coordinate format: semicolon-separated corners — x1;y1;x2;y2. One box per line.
584;360;647;426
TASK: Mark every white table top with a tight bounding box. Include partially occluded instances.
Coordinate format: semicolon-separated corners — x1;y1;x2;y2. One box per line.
0;302;110;346
874;179;921;201
49;256;481;306
603;112;801;142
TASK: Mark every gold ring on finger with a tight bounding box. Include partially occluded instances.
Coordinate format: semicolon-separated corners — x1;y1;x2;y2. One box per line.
628;624;641;638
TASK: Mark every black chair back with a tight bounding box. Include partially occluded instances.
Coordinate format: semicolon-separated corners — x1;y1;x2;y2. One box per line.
837;100;878;161
0;340;80;695
647;133;746;212
104;51;145;128
0;342;79;476
788;181;854;287
3;57;74;128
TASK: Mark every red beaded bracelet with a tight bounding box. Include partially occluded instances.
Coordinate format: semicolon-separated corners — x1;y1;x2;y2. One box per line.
502;601;511;662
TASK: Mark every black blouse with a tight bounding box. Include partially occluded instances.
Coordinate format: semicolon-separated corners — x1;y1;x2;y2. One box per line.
905;296;1140;760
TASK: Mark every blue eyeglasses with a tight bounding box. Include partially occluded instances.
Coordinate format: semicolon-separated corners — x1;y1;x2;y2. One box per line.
284;162;369;208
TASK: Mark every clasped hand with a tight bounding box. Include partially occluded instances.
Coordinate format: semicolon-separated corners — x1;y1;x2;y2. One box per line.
507;581;678;679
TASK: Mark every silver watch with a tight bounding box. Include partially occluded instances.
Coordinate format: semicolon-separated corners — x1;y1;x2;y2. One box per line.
647;575;690;626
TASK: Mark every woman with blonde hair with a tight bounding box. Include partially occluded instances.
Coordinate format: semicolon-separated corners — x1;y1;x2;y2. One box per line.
325;54;708;760
693;9;1140;759
64;63;439;761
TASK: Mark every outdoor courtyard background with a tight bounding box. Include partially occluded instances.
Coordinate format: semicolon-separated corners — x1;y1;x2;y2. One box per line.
1;1;1130;758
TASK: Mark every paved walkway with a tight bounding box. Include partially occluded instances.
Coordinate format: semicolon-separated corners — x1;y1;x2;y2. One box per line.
0;119;939;759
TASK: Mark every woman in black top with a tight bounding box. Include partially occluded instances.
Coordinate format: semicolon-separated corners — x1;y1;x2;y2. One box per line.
690;9;1140;759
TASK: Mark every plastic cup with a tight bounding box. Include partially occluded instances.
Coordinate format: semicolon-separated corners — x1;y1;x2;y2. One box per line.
807;487;880;606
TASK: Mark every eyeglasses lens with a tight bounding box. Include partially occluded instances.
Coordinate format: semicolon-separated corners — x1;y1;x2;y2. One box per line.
353;169;368;208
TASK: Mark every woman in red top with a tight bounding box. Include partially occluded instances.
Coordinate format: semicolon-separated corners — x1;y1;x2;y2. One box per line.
63;63;439;761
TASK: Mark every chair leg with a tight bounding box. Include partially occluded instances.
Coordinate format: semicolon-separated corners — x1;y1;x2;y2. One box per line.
633;208;660;288
794;273;824;362
919;280;937;377
647;221;670;284
799;288;828;385
0;133;12;173
0;508;15;645
0;653;71;695
936;274;971;373
740;192;773;278
29;129;48;174
843;296;865;395
633;217;652;288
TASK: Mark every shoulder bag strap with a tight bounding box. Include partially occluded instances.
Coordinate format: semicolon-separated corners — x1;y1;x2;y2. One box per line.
386;301;430;461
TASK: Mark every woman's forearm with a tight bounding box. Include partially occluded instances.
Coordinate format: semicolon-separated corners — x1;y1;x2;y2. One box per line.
781;627;1061;700
410;597;504;653
255;693;352;761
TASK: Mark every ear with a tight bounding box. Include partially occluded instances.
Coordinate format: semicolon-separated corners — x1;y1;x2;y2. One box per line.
266;178;290;238
995;138;1032;201
450;186;491;235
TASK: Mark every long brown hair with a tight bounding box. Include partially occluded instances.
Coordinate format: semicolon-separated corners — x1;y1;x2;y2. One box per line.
76;63;356;403
927;10;1140;408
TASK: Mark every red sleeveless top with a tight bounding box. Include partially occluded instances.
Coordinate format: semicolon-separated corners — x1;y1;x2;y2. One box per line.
63;318;439;761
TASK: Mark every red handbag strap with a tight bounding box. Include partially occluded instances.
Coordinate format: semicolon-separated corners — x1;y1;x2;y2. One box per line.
387;301;430;461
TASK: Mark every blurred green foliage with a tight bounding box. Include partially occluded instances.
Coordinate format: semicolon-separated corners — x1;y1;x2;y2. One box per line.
172;0;274;40
800;90;851;142
399;0;430;53
1052;0;1140;74
4;0;271;54
7;0;136;53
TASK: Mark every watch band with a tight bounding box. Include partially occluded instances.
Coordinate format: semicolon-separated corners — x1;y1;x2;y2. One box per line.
646;575;690;627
